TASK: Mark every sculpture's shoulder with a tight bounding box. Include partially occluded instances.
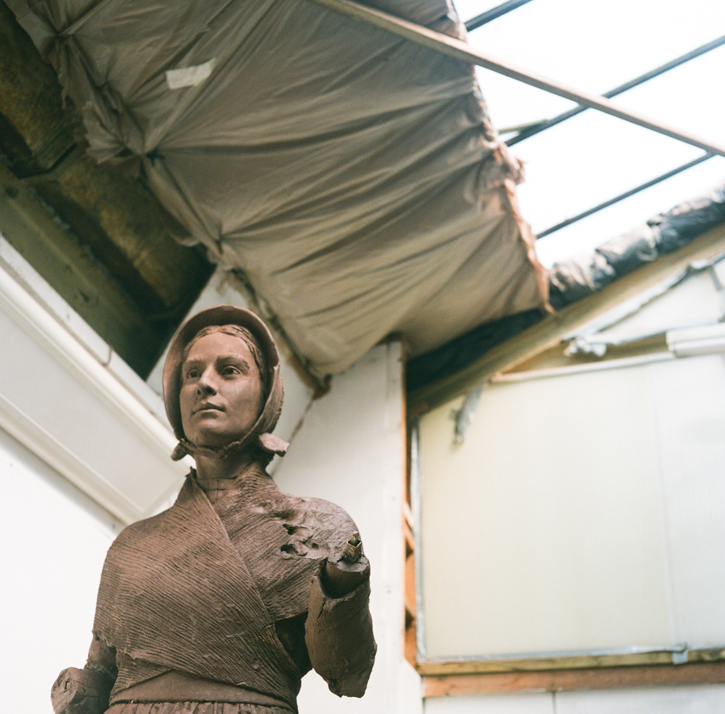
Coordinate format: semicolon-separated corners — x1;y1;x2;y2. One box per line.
301;495;358;532
110;476;199;551
272;482;357;528
272;487;360;560
107;502;181;558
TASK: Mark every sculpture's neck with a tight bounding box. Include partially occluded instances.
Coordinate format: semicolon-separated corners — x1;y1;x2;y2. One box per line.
194;447;257;503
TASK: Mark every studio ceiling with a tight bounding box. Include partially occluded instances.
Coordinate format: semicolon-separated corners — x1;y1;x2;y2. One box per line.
5;0;547;377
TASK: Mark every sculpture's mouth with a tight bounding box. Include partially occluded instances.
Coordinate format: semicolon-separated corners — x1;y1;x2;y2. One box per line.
194;402;224;414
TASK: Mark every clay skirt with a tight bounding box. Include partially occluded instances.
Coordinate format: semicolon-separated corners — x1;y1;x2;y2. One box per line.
106;704;294;714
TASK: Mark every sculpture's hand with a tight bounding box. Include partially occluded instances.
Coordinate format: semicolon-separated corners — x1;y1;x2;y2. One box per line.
323;533;370;598
51;667;112;714
307;531;376;696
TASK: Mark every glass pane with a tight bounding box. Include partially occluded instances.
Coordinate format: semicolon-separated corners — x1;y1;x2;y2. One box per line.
534;156;725;268
476;66;578;133
467;0;725;96
613;45;725;149
463;1;725;268
511;110;704;236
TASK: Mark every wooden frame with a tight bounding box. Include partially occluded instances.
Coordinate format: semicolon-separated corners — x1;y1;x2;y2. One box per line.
405;227;725;695
424;661;725;697
418;647;725;676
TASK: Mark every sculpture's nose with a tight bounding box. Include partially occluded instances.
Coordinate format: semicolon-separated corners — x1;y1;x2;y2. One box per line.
195;367;217;395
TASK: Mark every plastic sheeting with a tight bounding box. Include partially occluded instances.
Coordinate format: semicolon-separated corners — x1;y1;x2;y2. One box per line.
549;181;725;309
7;0;546;377
408;180;725;393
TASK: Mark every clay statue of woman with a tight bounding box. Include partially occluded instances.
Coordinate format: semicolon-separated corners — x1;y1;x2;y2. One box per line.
51;305;376;714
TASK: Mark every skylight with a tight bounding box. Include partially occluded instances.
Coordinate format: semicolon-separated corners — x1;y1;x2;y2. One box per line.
456;0;725;267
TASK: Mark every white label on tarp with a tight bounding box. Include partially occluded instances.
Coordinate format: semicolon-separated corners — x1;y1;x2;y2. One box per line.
165;59;215;90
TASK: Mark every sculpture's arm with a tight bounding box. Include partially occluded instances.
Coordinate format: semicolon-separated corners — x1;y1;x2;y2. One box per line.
51;635;117;714
305;554;377;698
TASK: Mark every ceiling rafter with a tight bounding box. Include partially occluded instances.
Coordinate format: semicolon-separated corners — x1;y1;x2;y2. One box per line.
506;34;725;147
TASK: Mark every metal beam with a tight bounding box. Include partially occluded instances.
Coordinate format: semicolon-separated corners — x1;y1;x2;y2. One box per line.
306;0;725;158
536;153;714;239
508;34;725;147
465;0;535;31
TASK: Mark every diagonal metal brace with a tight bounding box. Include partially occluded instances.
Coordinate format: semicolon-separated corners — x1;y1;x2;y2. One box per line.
305;0;725;159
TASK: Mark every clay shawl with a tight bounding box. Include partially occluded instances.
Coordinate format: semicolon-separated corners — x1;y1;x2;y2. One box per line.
92;464;358;707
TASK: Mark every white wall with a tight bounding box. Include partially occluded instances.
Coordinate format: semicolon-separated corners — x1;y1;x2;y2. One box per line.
275;340;423;714
0;427;120;714
418;263;725;713
420;365;674;658
0;238;189;522
425;692;553;714
0;234;188;711
424;686;725;714
0;238;138;712
419;355;725;710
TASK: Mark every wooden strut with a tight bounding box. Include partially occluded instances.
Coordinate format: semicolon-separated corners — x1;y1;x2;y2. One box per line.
409;222;725;413
424;661;725;697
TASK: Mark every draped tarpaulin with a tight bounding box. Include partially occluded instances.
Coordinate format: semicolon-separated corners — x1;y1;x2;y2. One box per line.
8;0;547;377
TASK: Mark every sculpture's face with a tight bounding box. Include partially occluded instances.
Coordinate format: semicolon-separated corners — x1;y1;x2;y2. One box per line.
179;331;263;448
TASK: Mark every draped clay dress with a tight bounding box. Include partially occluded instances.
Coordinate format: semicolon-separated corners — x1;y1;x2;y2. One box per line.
86;462;376;714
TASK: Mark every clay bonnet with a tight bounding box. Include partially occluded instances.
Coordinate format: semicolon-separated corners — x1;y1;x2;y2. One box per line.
163;305;288;461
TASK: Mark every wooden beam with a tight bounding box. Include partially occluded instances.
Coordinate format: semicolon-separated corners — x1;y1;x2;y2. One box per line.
424;661;725;697
0;4;213;376
0;1;75;175
409;222;725;413
418;650;680;677
0;162;160;374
